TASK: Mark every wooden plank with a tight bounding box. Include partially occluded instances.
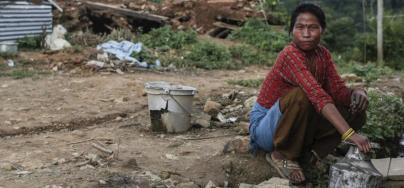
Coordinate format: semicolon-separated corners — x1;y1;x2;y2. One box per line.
84;1;168;24
213;21;240;30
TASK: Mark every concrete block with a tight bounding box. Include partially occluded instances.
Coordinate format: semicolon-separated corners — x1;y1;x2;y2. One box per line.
372;158;391;177
388;158;404;181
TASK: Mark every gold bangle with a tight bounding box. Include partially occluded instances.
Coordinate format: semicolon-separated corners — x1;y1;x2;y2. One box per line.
341;128;353;140
343;130;356;141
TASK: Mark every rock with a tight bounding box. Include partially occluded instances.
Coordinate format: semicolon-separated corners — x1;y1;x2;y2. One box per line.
239;183;254;188
165;154;179;160
341;73;363;83
176;182;199;188
86;60;105;69
223;136;250;154
0;162;16;171
205;180;217;188
237;121;250;135
194;113;211;128
97;53;109;62
160;171;171;180
203;100;222;115
244;96;257;112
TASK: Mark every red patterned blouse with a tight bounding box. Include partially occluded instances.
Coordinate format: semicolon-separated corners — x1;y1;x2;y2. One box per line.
257;42;352;112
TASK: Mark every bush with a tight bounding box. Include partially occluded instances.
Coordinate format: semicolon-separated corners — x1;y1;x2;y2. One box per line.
362;91;403;157
104;28;136;42
229;45;275;66
227;79;264;88
141;26;197;50
17;36;43;49
340;63;394;83
184;42;233;70
229;19;289;52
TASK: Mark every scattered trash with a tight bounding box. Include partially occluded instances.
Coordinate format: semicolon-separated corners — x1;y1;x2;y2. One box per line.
165;154;179;160
97;40;151;68
45;25;72;51
6;59;15;67
217;112;237;124
86;60;105;69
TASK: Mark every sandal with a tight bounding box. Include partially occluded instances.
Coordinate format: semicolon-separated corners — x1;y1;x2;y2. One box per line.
266;153;305;184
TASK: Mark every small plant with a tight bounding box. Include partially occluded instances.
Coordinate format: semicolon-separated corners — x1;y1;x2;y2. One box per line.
339;63;394;83
229;19;289;52
184;42;233;70
141;26;197;50
67;31;105;47
229;45;275;66
227;79;264;88
17;36;43;49
362;91;404;140
104;28;136;42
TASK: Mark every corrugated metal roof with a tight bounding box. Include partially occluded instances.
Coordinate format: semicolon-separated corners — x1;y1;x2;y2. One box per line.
0;1;53;42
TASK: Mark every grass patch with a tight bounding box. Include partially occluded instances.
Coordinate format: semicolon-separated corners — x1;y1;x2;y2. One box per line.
229;19;289;52
337;62;394;83
229;45;275;66
183;42;234;70
227;78;264;88
140;26;197;50
17;36;43;49
0;69;50;79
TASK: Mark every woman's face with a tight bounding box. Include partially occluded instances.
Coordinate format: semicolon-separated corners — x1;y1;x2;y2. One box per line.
292;12;323;51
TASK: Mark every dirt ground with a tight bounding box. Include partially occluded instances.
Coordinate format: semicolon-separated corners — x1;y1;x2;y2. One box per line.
0;65;278;188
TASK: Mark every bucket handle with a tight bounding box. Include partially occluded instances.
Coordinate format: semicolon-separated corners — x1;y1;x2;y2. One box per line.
162;89;192;117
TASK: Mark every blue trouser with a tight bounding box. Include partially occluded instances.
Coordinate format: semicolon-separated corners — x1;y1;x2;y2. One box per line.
249;100;282;153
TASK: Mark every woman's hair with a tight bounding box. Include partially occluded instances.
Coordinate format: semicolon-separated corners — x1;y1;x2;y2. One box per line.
289;3;326;34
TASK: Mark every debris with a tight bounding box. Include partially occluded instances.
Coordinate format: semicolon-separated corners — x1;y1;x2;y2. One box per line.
239;177;290;188
0;162;16;171
45;25;72;51
237;121;250;135
97;40;153;68
244;96;257;113
97;53;109;62
86;60;105;69
223;136;249;154
13;170;32;176
165;154;179;160
205;180;217;188
92;142;114;155
6;59;15;67
203;100;222;115
217;113;237;124
341;73;363;83
176;182;199;188
193;113;212;128
84;1;169;24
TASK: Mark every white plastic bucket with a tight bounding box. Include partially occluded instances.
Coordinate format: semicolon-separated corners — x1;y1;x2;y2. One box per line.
0;41;18;54
145;81;197;133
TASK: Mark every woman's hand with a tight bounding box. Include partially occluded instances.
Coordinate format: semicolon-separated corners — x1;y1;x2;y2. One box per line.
350;89;368;114
349;133;371;153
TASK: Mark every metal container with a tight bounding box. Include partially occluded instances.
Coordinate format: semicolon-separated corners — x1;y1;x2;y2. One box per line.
144;81;197;133
0;41;17;54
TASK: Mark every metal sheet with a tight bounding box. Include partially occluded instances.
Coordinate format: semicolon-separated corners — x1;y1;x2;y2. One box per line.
0;1;53;42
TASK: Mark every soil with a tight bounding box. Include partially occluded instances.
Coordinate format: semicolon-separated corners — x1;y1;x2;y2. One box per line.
0;61;275;187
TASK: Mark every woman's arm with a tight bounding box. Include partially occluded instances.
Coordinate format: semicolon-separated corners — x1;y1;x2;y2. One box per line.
321;103;371;152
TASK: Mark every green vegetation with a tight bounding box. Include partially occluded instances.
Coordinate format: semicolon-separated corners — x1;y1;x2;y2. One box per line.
227;78;264;88
104;28;137;42
337;62;394;83
362;91;403;141
229;19;289;52
0;69;50;79
184;42;233;70
140;26;197;50
17;36;43;49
